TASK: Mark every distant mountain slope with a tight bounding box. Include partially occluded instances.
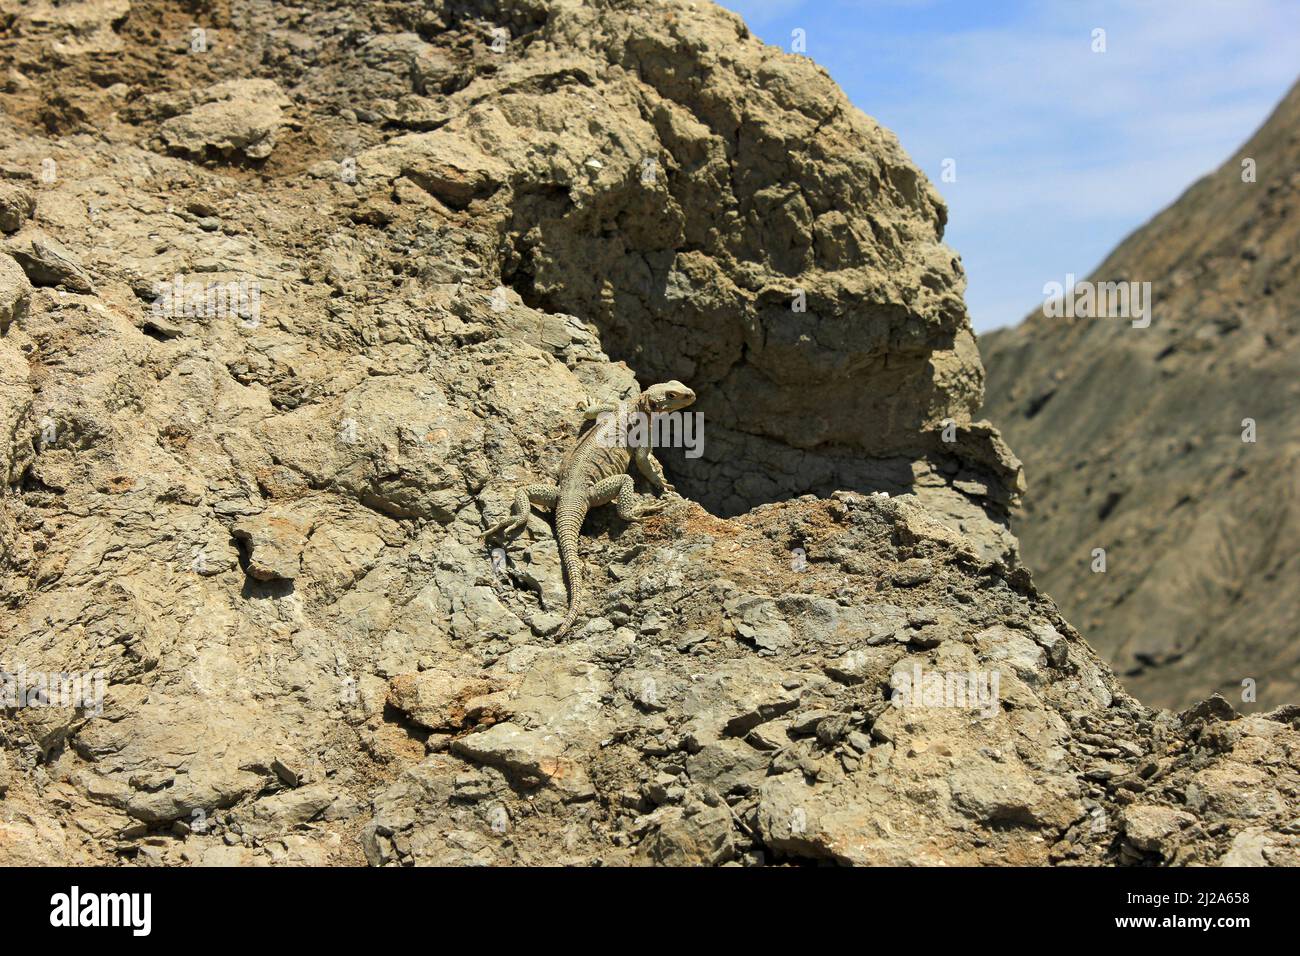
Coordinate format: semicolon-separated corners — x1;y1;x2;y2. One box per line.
981;79;1300;710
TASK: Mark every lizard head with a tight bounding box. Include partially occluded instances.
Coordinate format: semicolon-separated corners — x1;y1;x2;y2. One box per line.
641;381;696;413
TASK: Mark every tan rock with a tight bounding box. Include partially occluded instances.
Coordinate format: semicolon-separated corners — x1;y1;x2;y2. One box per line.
158;80;292;161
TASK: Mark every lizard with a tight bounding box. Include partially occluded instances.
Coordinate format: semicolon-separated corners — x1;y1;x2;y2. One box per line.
481;381;697;637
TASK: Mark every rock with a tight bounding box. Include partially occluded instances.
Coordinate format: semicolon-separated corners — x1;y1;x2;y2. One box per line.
635;805;736;866
0;252;31;332
977;625;1048;687
12;0;131;56
826;646;900;686
892;559;935;587
685;739;770;797
238;784;338;838
386;669;501;731
0;182;35;233
5;232;94;292
1121;805;1195;856
230;511;309;582
1218;828;1272;867
788;709;833;736
157;79;292;161
676;629;710;652
846;731;873;754
1030;621;1069;667
725;595;793;652
1178;694;1237;727
450;722;592;798
1184;764;1285;820
948;762;1055;828
720;687;799;736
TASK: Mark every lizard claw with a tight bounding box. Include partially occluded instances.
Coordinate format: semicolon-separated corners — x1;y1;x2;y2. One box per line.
481;518;523;543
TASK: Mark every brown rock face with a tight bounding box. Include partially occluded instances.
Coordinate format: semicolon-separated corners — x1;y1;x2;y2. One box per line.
488;6;1009;517
345;0;1024;544
0;0;1296;867
982;80;1300;710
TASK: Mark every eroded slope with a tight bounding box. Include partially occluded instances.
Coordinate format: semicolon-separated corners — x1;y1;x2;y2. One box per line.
982;80;1300;709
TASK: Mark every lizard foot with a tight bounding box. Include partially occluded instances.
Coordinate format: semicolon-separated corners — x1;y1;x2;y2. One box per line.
480;517;525;543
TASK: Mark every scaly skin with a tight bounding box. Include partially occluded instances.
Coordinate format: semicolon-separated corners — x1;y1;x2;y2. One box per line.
482;381;696;637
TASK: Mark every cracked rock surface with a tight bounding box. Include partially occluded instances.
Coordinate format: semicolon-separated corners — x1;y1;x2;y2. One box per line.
1;0;1297;866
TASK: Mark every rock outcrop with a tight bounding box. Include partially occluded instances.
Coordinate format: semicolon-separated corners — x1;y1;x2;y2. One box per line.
1;0;1296;866
982;79;1300;710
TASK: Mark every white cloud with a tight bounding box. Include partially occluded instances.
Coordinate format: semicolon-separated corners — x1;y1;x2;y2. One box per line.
722;0;1299;330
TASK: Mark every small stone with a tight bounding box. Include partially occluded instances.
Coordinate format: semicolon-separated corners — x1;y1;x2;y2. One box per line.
579;617;614;637
0;182;35;233
270;759;300;787
643;772;679;805
825;649;874;684
1121;805;1195;856
0;252;31;333
635;806;735;866
1178;694;1236;727
230;512;307;582
1218;828;1272;866
452;773;492;803
1030;621;1068;667
725;595;793;651
816;714;850;747
891;559;933;587
532;611;564;635
157;79;291;161
676;629;707;650
787;710;832;736
846;731;873;753
907;607;939;627
451;722;593;798
6;232;94;292
747;720;790;751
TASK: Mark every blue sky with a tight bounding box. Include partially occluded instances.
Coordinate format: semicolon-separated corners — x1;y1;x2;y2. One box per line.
719;0;1300;332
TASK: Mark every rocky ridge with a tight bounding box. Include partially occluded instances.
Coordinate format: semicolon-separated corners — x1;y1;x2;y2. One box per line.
982;79;1300;710
0;0;1297;866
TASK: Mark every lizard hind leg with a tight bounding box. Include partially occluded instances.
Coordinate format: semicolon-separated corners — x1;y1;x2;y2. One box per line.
481;483;559;542
590;474;663;521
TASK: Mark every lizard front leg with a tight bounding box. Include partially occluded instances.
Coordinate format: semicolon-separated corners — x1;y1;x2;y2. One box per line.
590;474;664;520
481;483;559;542
633;445;680;498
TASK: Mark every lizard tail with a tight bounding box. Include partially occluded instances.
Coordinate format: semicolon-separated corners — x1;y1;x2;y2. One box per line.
552;499;587;638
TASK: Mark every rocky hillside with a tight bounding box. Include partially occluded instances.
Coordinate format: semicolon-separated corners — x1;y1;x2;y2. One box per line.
982;80;1300;711
1;0;1297;867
